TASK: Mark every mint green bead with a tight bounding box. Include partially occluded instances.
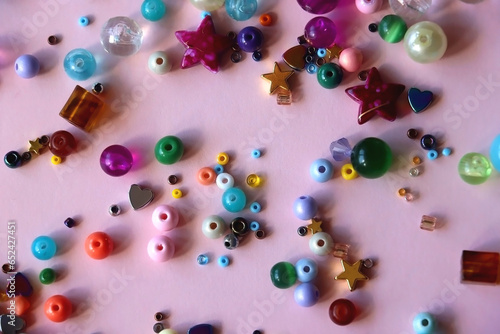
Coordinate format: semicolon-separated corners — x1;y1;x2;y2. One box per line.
317;63;343;89
154;136;184;165
379;15;407;43
458;152;492;185
270;261;297;289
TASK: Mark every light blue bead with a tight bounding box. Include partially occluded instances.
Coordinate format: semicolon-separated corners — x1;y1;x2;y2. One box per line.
295;258;318;283
293;195;318;220
306;63;317;74
310;158;333;182
490;134;500;171
201;11;211;18
31;236;57;260
78;16;89;26
197;254;209;265
427;149;438;160
250;201;261;213
218;255;230;267
225;0;257;21
412;312;436;334
63;48;96;81
141;0;166;21
251;149;261;158
250;221;260;231
214;164;224;174
222;187;246;213
317;48;327;57
442;147;452;156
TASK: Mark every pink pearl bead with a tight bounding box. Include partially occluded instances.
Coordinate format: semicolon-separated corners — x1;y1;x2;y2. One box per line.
355;0;382;14
152;205;179;231
147;235;175;262
339;48;363;73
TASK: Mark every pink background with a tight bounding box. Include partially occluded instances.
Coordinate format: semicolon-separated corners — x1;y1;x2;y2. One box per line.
1;0;500;333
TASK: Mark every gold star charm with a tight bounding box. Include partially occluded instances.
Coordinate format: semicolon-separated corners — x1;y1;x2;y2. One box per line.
28;138;45;155
325;44;343;62
307;218;322;234
261;62;294;95
334;259;368;291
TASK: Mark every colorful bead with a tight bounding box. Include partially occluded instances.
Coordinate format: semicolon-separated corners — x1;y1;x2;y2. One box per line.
44;295;72;322
249;201;262;213
259;13;273;26
202;215;226;239
216;172;235;190
224;233;240;249
389;0;431;20
15;54;40;79
188;325;215;334
405;193;415;202
85;232;114;260
309;232;333;256
251;149;262;158
295;258;318;283
101;16;143;56
152;205;179;231
461;250;500;284
148;51;172;74
147;235;175;262
317;63;343;89
168;174;179;185
409;167;421;177
32;236;57;260
293;195;318;220
78;16;89;26
307;217;323;234
4;151;22;168
310;158;334;182
108;204;121;216
155;136;184;164
351;137;392;179
189;0;224;11
225;0;257;21
341;163;358;180
330;137;352;161
490;134;500;171
427;150;438;160
237;26;264;52
63;48;96;81
222;187;247;212
39;268;56;285
270;261;297;289
378;15;407;43
412;156;422;165
59;85;105;132
420;215;437;231
22;152;32;162
356;0;382;14
306;63;318;74
317;48;327;57
100;145;133;177
250;221;260;231
404;21;447;63
141;0;167;21
408;87;433;113
294;283;320;307
458;152;492;185
64;217;76;228
329;298;356;325
216;152;229;165
201;11;211;18
339;48;363;72
49;130;76;157
214;164;224;174
442;147;452;156
218;255;230;267
52;156;63;167
172;189;183;198
412;312;436;334
304;16;337;48
197;254;209;265
297;0;338;14
11;272;33;297
398;188;407;196
14;295;31;316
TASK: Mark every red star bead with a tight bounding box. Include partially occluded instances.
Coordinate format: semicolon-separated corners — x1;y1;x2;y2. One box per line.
345;67;405;125
175;16;232;73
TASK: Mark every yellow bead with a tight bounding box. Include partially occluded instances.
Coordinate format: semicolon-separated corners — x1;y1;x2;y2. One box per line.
412;156;422;165
172;189;183;199
341;163;358;180
398;188;406;196
216;152;229;165
51;155;62;165
246;173;262;187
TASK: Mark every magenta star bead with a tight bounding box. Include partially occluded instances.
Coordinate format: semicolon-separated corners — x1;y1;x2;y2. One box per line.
175;16;232;73
345;67;405;125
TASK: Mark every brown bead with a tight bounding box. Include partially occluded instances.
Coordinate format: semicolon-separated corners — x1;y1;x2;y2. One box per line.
154;312;164;321
461;250;500;284
329;298;356;326
49;130;77;157
59;85;105;132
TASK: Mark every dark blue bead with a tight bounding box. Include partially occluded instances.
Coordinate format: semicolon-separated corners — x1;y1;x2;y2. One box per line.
188;324;214;334
420;134;437;150
64;217;76;228
4;151;22;168
237;26;264;53
252;50;262;61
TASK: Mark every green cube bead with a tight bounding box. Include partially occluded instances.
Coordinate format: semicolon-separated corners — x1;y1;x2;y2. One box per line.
270;261;297;289
154;136;184;165
39;268;56;285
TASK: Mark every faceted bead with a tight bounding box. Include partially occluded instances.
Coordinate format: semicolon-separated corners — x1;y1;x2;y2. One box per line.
378;15;407;43
148;235;175;262
188;323;214;334
85;232;114;260
202;215;226;239
389;0;432;21
461;250;499;284
39;268;56;285
270;261;297;289
100;145;133;177
317;63;343;89
458;153;492;185
4;151;22;168
304;16;337;48
309;232;333;256
189;0;225;11
224;233;240;250
329;137;352;161
15;54;40;79
100;16;143;56
44;295;72;322
63;48;96;81
404;21;447;63
230;217;250;236
237;26;264;52
420;215;437;231
155;136;184;164
141;0;166;21
420;134;437;150
148;51;172;74
295;258;318;283
412;312;436;334
222;187;247;212
310;158;333;182
198;167;217;185
59;85;105;132
49;130;76;157
297;0;339;14
31;236;57;260
293;195;318;220
294;283;320;307
152;205;179;231
225;0;257;21
329;298;356;325
350;137;392;179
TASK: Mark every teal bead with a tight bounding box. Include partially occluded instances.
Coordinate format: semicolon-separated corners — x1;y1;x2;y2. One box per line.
31;236;57;260
270;261;297;289
412;312;436;334
458;152;492;185
350;137;392;179
141;0;166;21
489;134;500;171
63;48;96;81
378;15;407;43
226;0;257;21
39;268;56;285
317;63;343;89
154;136;184;164
222;187;246;213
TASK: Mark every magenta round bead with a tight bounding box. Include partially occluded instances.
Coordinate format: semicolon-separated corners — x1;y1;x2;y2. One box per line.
297;0;339;14
99;145;133;177
304;16;337;48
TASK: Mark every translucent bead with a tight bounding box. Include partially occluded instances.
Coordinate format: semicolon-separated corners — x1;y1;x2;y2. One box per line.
190;0;225;11
458;153;492;185
339;48;363;72
44;295;72;322
197;254;209;265
216;172;235;190
317;63;343;89
249;201;262;213
216;152;229;165
356;0;382;14
85;232;114;260
222;187;246;212
100;145;133;177
152;205;179;231
63;48;96;81
351;137;392;179
237;26;264;52
155;136;184;164
309;232;333;256
295;258;318;283
405;193;415;202
329;299;356;325
412;156;422;165
277;89;292;105
31;236;57;260
294;283;320;307
100;16;143;56
420;215;436;231
202;215;226;239
59;85;105;132
197;167;217;185
304;16;337;48
461;250;499;284
329;137;352;161
341;163;358;180
141;0;166;21
297;0;338;14
310;158;334;182
404;21;447;63
225;0;258;21
148;235;175;262
398;188;407;196
293;196;318;220
332;243;350;259
412;312;436;334
409;167;421;177
389;0;432;21
39;268;56;285
49;130;76;157
15;54;40;79
378;15;407;43
270;262;297;289
148;51;171;74
246;173;262;187
218;255;230;267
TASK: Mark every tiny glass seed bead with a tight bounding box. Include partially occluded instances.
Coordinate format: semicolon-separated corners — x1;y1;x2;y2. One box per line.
246;173;262;187
218;255;230;267
405;193;414;202
332;243;350;259
168;174;178;185
409;167;421;177
357;70;368;81
442;147;452;156
304;54;315;64
398;188;406;196
255;229;266;239
253;331;263;334
368;23;378;32
197;254;209;265
1;263;11;274
153;322;165;333
413;312;436;334
79;16;89;26
40;135;50;146
22;152;32;162
412;156;422;165
427;149;438;160
420;134;437;150
51;155;62;165
250;221;260;231
64;217;76;228
259;13;272;26
306;63;318;74
231;52;242;63
297;226;308;237
341;163;358;180
317;48;327;57
362;258;374;268
108;204;121;216
214;164;224;174
216;152;229;165
172;189;183;199
251;149;262;158
48;35;59;45
154;312;164;321
252;51;263;61
201;11;211;18
420;215;437;231
407;128;419;139
250;201;262;213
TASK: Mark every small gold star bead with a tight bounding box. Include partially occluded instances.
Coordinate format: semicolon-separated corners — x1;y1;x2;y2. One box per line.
307;218;323;234
28;138;45;155
261;62;294;95
325;44;343;61
334;259;369;291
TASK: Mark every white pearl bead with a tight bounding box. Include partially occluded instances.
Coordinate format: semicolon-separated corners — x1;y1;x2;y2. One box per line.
202;215;226;239
148;51;171;74
216;172;234;190
404;21;447;63
309;232;333;256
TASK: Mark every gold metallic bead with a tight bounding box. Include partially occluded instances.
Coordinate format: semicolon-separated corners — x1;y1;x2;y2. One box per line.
334;259;369;291
412;156;422;165
398;188;407;196
172;189;183;199
307;218;323;234
29;138;45;155
216;152;229;165
246;173;262;187
51;155;62;165
341;163;358;180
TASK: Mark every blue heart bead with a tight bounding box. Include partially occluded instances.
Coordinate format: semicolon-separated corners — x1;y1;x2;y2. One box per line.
408;87;433;113
188;324;214;334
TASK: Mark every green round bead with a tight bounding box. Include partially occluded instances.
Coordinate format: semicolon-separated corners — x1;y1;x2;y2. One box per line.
154;136;184;165
458;152;492;185
317;63;343;89
351;137;392;179
39;268;56;285
378;15;407;43
270;261;297;289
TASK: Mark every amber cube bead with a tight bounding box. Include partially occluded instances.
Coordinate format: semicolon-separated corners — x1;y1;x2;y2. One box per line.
461;250;500;284
59;85;105;132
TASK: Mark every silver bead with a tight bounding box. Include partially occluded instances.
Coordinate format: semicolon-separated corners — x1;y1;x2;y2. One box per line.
224;233;240;250
108;204;121;216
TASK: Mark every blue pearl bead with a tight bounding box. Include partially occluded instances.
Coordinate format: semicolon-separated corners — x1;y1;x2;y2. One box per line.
251;149;261;158
294;283;320;307
218;255;230;267
15;54;40;79
295;258;318;283
197;254;209;265
412;312;436;334
141;0;166;21
427;149;438;160
293;195;318;220
214;164;224;174
63;48;96;81
250;221;260;231
249;201;261;213
31;236;57;260
78;16;89;26
442;147;452;156
222;187;247;213
310;158;334;182
226;0;257;21
237;26;264;52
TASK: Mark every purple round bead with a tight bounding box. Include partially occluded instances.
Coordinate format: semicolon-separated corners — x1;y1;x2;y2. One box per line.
294;283;320;307
293;195;318;220
297;0;339;14
100;145;133;177
237;26;264;53
15;54;40;79
304;16;337;48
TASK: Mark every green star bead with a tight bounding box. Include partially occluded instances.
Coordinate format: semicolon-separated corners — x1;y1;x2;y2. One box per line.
378;15;407;43
270;261;297;289
351;137;392;179
39;268;56;285
154;135;184;165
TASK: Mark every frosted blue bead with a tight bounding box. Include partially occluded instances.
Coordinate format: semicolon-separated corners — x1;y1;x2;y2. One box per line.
294;283;320;307
31;236;57;260
222;187;246;213
412;312;436;334
427;149;438;160
225;0;257;21
317;48;327;57
78;16;89;26
250;221;260;231
310;158;333;182
442;147;452;156
15;54;40;79
197;254;209;265
293;195;318;220
330;137;352;161
251;149;261;158
249;201;261;213
295;258;318;283
490;134;500;171
218;255;230;267
141;0;166;21
63;48;96;81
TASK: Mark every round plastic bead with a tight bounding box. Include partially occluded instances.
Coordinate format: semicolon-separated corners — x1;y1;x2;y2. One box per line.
141;0;166;21
458;153;492;185
49;130;77;157
32;236;57;260
218;255;230;267
304;16;337;48
296;0;339;14
293;195;318;220
99;145;133;177
225;0;257;21
356;0;382;14
39;268;56;285
427;150;438;160
155;136;184;164
249;201;262;213
294;283;320;307
259;13;273;26
339;48;363;72
309;232;334;256
44;295;72;322
202;215;226;239
63;48;96;81
198;167;217;185
490;134;500;171
214;164;224;174
197;254;209;265
329;298;356;325
310;158;334;182
78;16;89;26
216;172;235;190
4;151;22;168
172;189;182;198
270;262;297;289
224;233;240;249
147;235;175;262
413;312;436;334
420;134;437;150
250;221;260;231
222;187;247;213
295;258;318;283
216;152;229;165
378;15;407;43
152;205;179;231
85;232;114;260
389;0;431;21
148;51;171;74
189;0;224;11
251;149;261;158
350;137;392;179
237;26;264;53
317;63;343;89
341;163;358;180
442;147;452;156
15;54;40;79
404;21;447;63
64;217;76;228
246;173;262;187
51;155;62;165
100;16;143;56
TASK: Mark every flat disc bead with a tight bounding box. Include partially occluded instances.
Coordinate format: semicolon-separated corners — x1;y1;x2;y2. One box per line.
154;135;184;164
99;145;133;177
309;232;333;255
152;205;179;231
201;215;226;239
270;261;297;289
147;235;175;262
378;15;407;43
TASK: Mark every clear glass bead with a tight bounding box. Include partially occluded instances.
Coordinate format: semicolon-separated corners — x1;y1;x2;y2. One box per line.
420;215;436;231
100;17;143;56
332;243;350;259
388;0;432;21
197;254;209;265
409;167;421;177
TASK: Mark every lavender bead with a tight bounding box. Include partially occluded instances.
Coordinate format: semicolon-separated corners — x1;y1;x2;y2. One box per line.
304;16;337;48
100;145;133;177
293;195;318;220
237;26;264;53
15;54;40;79
297;0;339;14
294;283;320;307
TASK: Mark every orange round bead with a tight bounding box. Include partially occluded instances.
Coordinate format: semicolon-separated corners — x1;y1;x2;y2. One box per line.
197;167;216;185
85;231;114;260
259;13;273;26
44;294;72;322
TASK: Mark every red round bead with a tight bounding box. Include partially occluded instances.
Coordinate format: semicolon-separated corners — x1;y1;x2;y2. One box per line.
49;130;77;157
85;231;114;260
44;294;72;322
329;298;356;326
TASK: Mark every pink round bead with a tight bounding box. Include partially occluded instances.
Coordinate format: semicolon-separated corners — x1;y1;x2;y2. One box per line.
147;235;175;262
152;205;179;231
355;0;382;14
339;48;363;72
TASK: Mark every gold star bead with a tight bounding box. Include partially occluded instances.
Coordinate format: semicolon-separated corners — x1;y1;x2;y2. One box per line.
307;218;323;234
325;44;343;61
28;138;45;155
261;62;294;95
334;259;368;291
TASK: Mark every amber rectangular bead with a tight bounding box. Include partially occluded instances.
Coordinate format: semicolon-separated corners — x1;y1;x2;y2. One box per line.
59;85;105;132
461;250;500;284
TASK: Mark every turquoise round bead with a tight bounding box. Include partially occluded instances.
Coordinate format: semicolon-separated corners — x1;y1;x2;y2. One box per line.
225;0;257;21
141;0;166;21
63;48;96;81
222;187;247;213
378;14;407;43
317;63;343;89
154;136;184;165
218;255;230;267
427;149;438;160
31;236;57;260
412;312;435;334
249;201;261;213
458;152;492;185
